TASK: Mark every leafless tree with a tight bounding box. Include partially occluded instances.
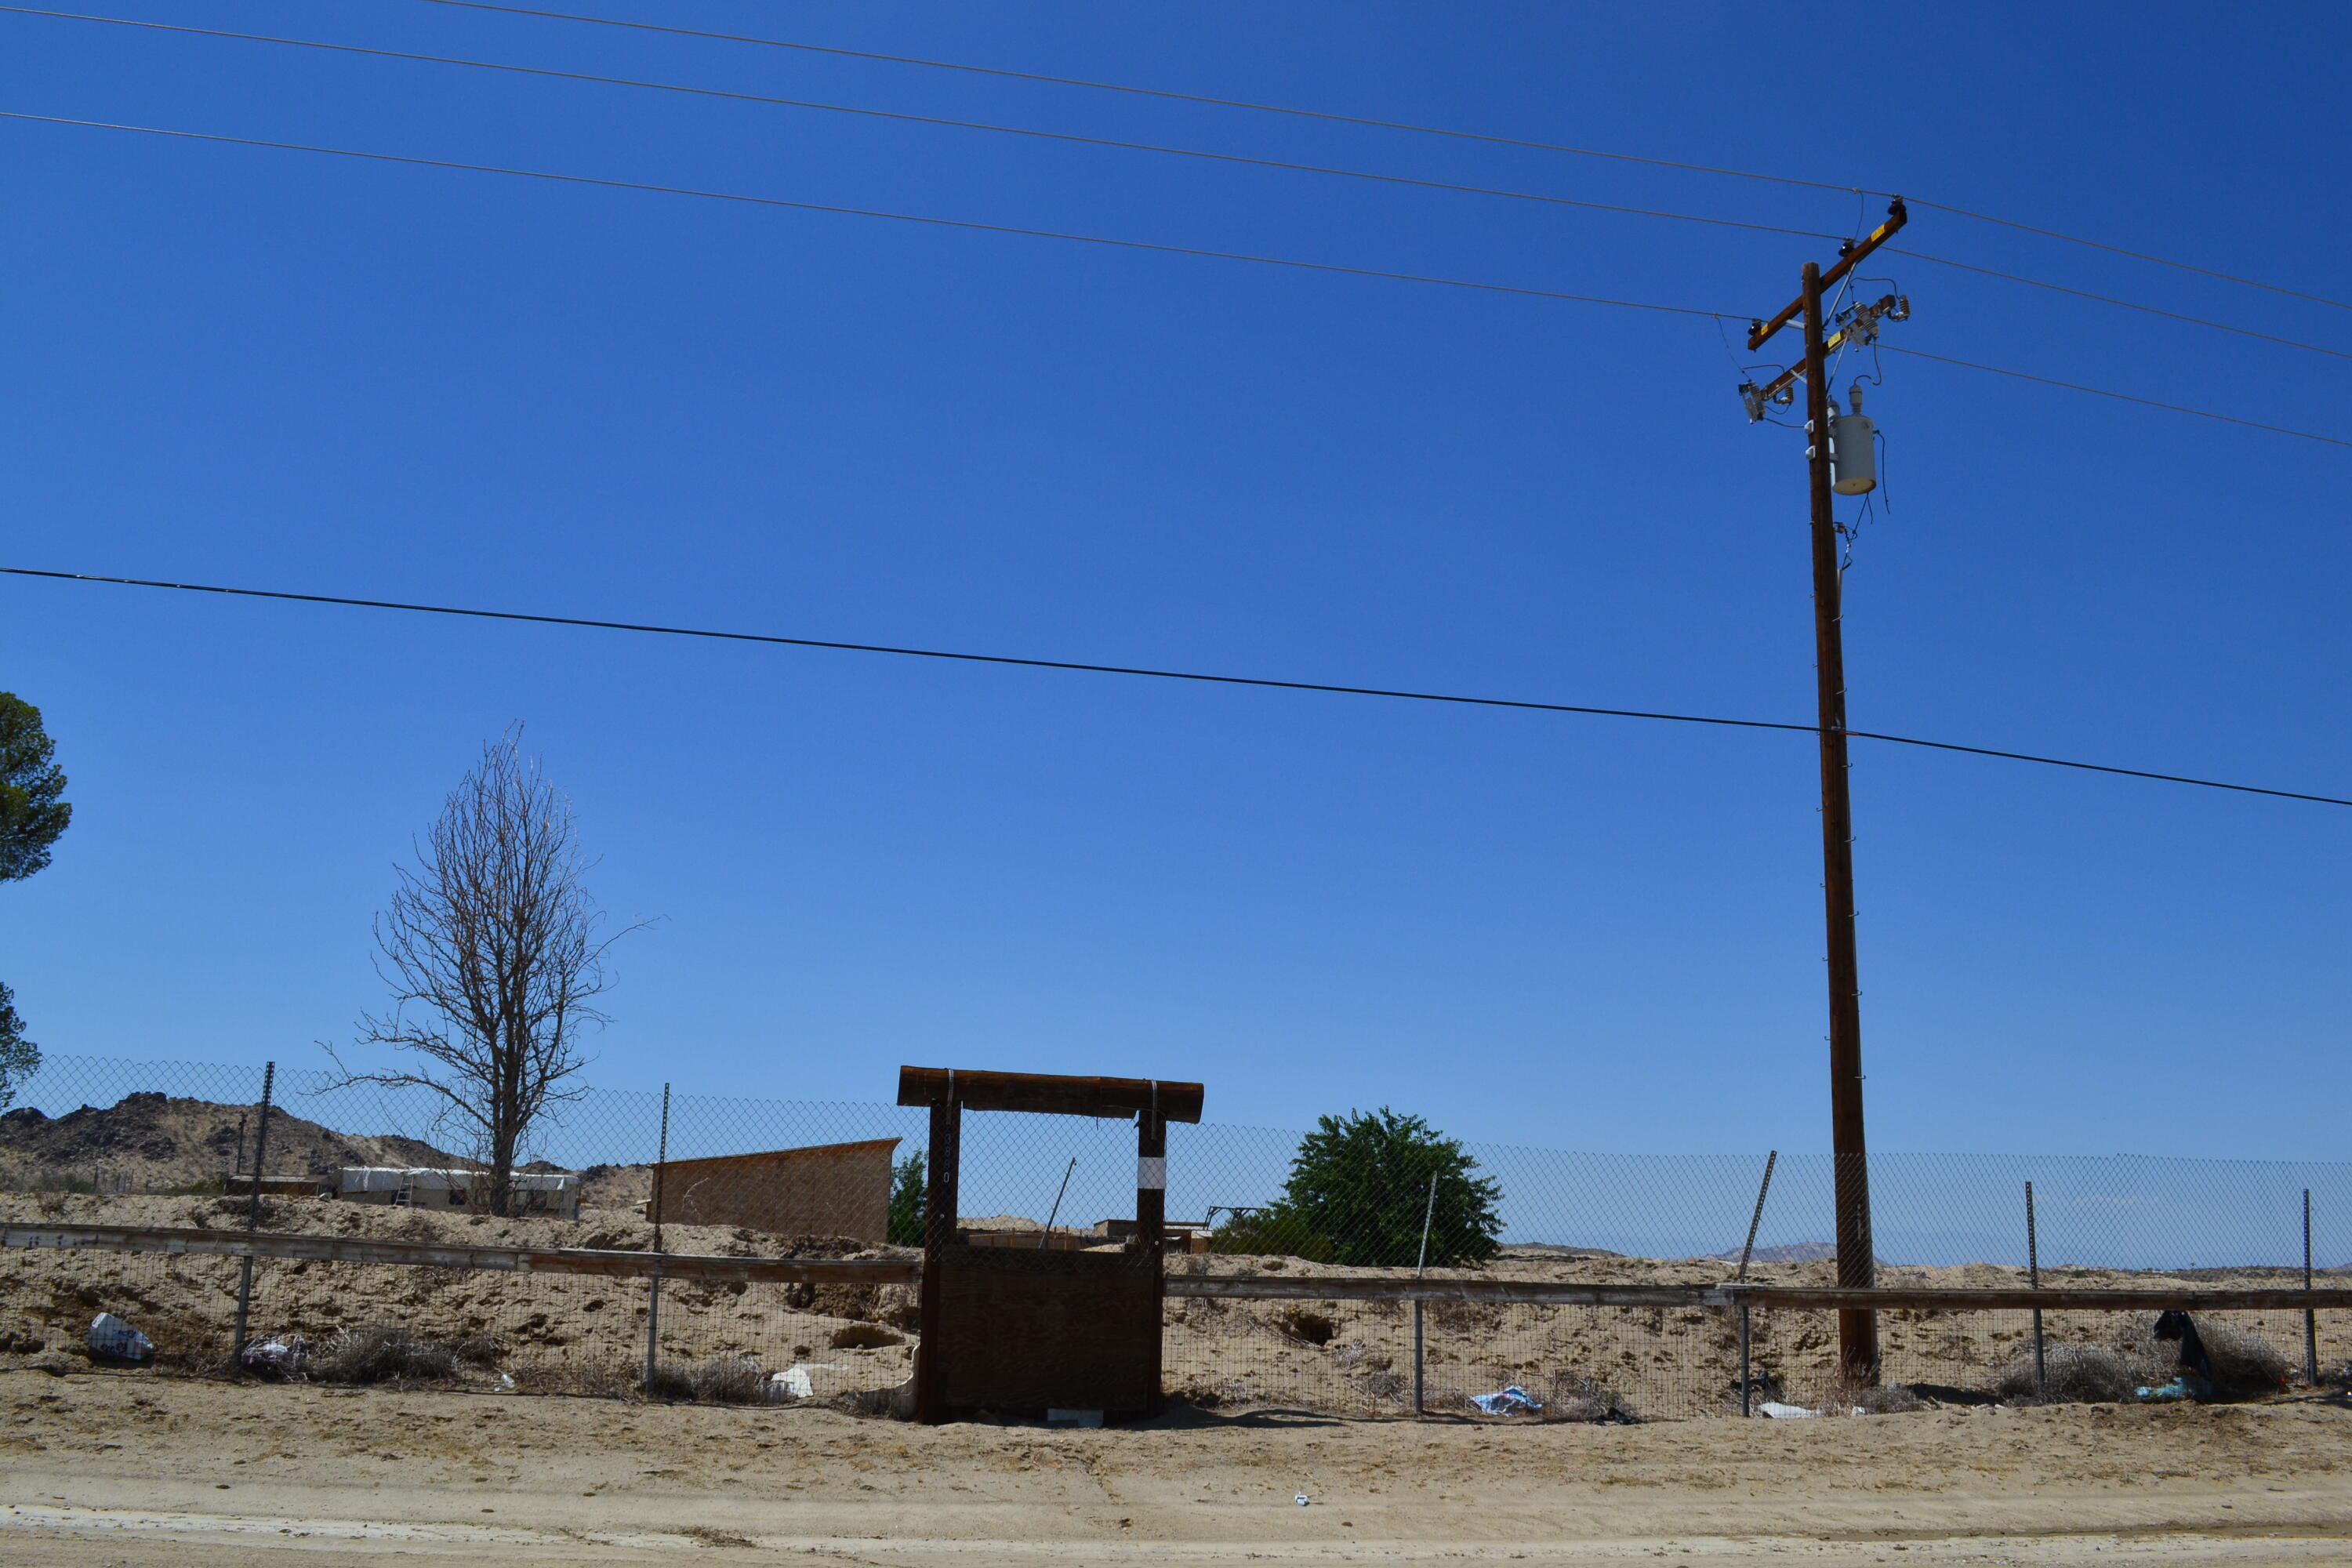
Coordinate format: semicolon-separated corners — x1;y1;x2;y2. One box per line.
330;730;640;1215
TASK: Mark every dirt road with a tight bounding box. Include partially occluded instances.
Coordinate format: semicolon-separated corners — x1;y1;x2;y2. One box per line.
5;1368;2350;1566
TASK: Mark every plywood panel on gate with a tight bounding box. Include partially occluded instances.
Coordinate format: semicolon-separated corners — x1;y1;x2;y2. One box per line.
934;1244;1159;1414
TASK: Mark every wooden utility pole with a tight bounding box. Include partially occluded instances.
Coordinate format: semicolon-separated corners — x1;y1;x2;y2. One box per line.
1744;198;1907;1384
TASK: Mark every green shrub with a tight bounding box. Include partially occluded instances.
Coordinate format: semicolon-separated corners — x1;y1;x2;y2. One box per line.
887;1151;926;1247
1276;1108;1503;1269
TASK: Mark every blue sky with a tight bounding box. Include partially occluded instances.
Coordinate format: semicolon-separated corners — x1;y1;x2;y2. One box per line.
1;1;2344;1159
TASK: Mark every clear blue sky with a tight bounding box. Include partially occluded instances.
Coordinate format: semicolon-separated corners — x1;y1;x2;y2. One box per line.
1;1;2343;1159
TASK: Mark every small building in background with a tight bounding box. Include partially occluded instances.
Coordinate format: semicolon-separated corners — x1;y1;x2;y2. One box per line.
339;1167;581;1220
650;1138;899;1244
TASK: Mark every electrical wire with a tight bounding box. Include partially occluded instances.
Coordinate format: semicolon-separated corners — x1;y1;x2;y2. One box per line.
416;0;2352;314
0;111;1741;322
1880;347;2352;448
0;5;1841;247
13;109;2345;449
1893;249;2352;363
1;565;2343;809
1905;197;2352;315
416;0;1867;194
14;8;2344;359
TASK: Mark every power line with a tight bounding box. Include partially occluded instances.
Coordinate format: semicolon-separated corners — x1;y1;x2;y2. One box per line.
417;0;2352;315
1880;347;2352;448
2;565;2343;809
1892;249;2352;363
1905;197;2352;315
25;9;2342;366
14;110;2347;449
0;5;1840;247
417;0;1866;194
0;111;1740;321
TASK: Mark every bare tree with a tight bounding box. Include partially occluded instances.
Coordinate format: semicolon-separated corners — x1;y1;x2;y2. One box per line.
331;730;638;1215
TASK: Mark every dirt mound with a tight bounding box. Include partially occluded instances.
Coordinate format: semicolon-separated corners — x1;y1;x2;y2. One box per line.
0;1092;460;1189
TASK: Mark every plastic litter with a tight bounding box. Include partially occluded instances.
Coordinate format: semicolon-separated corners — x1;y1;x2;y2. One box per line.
771;1362;844;1399
1294;1494;1311;1508
85;1313;153;1363
2134;1374;2212;1403
237;1335;308;1378
1758;1401;1818;1419
1469;1384;1545;1416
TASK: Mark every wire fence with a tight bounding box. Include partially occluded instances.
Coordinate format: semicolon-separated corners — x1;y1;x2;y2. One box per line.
3;1052;2348;1420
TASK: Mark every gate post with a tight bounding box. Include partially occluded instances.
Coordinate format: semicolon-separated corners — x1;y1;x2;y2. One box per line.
913;1086;960;1425
1137;1103;1167;1415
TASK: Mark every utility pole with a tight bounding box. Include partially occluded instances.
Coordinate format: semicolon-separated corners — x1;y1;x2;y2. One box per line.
1741;198;1909;1385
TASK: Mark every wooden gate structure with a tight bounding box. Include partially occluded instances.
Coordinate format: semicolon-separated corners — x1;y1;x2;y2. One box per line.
896;1065;1205;1424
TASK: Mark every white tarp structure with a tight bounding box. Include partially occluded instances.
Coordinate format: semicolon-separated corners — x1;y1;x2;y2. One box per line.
338;1167;580;1220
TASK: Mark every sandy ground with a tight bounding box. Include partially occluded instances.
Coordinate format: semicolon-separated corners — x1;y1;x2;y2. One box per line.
5;1368;2352;1566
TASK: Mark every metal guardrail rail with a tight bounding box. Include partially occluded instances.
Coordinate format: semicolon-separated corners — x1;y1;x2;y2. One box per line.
11;1225;2350;1312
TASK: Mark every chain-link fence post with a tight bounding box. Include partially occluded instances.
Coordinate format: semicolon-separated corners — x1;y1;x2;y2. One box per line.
1411;1172;1436;1415
1736;1150;1776;1417
2026;1180;2046;1401
2306;1189;2320;1387
644;1082;669;1393
230;1061;274;1366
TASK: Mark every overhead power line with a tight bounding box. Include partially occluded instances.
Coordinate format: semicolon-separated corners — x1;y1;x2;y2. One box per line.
1891;249;2352;364
1879;347;2352;448
20;8;2343;365
0;111;1739;321
0;5;1838;247
12;109;2347;449
416;0;2352;315
2;565;2343;809
417;0;1865;194
1903;198;2352;315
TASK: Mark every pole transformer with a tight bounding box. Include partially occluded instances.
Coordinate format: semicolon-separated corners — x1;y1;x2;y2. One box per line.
1743;198;1909;1384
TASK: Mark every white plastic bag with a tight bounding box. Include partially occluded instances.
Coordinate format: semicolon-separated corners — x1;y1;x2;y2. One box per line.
87;1312;154;1362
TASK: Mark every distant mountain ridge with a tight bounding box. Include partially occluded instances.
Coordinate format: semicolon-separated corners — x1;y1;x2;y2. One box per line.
1711;1241;1839;1263
0;1092;462;1188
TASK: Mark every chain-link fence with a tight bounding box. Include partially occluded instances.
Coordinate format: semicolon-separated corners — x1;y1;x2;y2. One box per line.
4;1053;2347;1420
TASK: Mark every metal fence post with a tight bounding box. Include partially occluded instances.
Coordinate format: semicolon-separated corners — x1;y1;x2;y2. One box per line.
2306;1189;2320;1388
2026;1181;2045;1401
1736;1151;1776;1417
230;1062;274;1366
644;1083;670;1393
1412;1172;1436;1416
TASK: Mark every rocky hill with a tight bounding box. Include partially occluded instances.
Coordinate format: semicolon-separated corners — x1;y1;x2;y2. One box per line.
0;1092;461;1189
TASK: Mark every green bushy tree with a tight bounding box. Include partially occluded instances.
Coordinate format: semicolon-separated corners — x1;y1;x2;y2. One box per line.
0;692;71;1110
0;693;71;883
1253;1107;1503;1269
0;981;35;1113
887;1150;927;1246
